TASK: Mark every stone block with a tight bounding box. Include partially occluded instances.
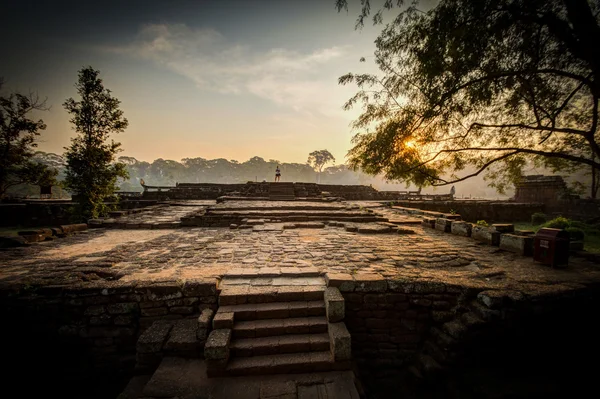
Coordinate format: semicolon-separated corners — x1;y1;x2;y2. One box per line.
324;287;345;322
107;302;138;315
164;319;199;355
138;282;182;301
204;329;232;360
198;308;214;330
492;224;514;233
182;279;216;297
325;273;355;292
136;321;173;353
354;274;387;292
499;234;533;256
471;225;501;246
451;221;472;237
328;322;351;361
435;218;453;233
59;223;88;233
213;311;235;329
570;241;584;251
421;218;435;228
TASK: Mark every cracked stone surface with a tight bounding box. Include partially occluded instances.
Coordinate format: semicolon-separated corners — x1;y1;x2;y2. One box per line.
1;200;600;297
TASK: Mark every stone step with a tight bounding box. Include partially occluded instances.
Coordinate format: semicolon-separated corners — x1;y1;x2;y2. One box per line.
219;285;324;305
218;301;325;321
232;316;328;338
230;333;330;357
222;268;322;278
219;351;350;376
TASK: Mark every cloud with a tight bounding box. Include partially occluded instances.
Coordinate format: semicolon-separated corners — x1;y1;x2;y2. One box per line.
107;23;349;116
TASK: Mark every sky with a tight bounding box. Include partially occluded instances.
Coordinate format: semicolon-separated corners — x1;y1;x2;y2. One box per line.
0;0;413;164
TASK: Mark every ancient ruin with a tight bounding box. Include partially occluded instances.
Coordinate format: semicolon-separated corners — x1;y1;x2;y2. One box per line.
2;182;600;398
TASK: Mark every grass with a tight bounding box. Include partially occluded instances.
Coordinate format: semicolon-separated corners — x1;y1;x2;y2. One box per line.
513;221;600;253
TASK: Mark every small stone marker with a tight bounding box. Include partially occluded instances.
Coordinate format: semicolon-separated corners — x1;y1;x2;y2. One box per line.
324;287;345;322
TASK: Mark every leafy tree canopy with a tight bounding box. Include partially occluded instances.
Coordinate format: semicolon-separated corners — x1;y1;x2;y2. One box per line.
337;0;600;195
0;79;57;197
63;67;128;220
307;150;336;172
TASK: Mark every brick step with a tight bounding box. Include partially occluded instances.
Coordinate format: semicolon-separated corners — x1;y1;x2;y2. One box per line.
209;211;374;217
230;333;330;357
219;285;324;305
232;316;328;338
221;351;350;376
218;301;325;320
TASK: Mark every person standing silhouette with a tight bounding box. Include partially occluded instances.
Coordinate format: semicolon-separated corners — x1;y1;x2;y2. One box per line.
275;165;281;182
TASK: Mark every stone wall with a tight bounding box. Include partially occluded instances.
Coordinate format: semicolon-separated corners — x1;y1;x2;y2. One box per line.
1;279;218;377
391;200;544;222
326;274;461;379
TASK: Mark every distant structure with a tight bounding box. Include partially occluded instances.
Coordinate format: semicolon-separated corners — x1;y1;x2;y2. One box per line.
512;175;568;204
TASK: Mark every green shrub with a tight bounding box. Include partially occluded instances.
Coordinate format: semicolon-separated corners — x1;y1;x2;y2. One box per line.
543;216;571;230
565;227;585;241
476;220;489;227
531;212;547;225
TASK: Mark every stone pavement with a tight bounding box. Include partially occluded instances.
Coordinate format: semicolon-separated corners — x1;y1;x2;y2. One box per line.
1;201;600;296
118;357;359;398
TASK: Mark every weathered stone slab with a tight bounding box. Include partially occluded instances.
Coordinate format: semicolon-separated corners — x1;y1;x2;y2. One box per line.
213;311;235;329
435;218;453;233
451;221;472;237
421;218;435;228
499;234;533;256
492;224;515;233
325;273;355;292
328;322;351;361
204;329;232;360
137;321;173;353
324;287;345;322
354;274;386;292
164;319;199;355
59;223;88;233
472;225;501;246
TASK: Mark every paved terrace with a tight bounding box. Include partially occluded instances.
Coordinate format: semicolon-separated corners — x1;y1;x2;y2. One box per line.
2;200;600;296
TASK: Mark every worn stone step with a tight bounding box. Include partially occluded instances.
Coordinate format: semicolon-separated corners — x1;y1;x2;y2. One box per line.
219;285;324;305
220;351;350;376
222;268;322;278
232;316;328;338
218;301;325;320
230;333;330;357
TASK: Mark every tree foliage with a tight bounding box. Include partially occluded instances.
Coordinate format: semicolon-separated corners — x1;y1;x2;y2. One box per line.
0;79;57;197
337;0;600;196
63;67;128;220
308;150;336;183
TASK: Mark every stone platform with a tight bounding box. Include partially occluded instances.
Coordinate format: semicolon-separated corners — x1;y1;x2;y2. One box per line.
2;199;600;398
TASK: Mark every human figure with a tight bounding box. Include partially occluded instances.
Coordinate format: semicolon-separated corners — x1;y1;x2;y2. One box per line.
275;165;281;182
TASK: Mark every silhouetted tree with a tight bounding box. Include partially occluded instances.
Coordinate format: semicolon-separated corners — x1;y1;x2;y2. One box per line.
337;0;600;196
63;67;128;220
308;150;336;183
0;79;57;198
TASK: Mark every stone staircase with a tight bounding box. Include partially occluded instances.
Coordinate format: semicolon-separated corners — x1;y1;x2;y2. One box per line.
269;182;296;201
205;276;351;377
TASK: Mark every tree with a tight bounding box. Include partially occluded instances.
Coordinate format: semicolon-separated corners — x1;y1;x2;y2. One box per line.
337;0;600;197
0;79;57;197
307;150;336;183
63;67;128;220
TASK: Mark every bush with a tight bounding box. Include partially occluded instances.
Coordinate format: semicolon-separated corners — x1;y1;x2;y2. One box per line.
476;220;489;227
531;212;547;225
565;227;585;241
543;216;571;230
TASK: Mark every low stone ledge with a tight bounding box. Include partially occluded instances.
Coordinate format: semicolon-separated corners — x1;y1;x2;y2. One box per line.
450;221;472;237
164;319;199;356
492;224;514;234
325;273;355;292
325;287;345;322
136;321;173;354
499;234;534;256
59;223;88;234
421;218;435;228
328;322;351;361
435;218;453;233
472;225;501;246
